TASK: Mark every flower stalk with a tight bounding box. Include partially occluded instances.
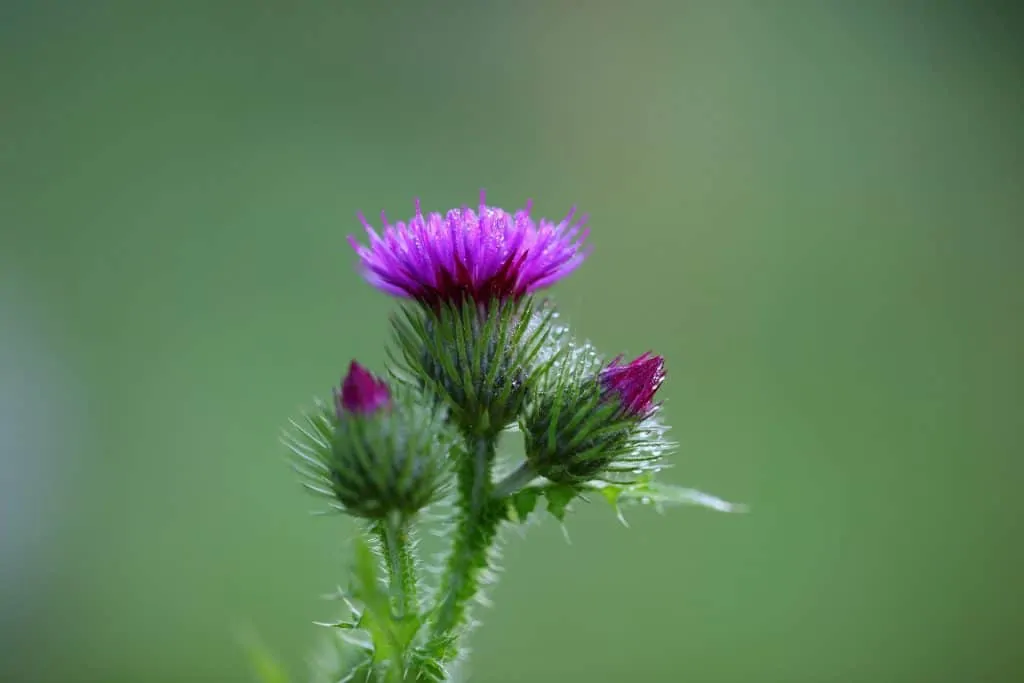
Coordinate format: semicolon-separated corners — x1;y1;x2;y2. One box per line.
375;513;418;620
493;461;538;499
426;433;501;662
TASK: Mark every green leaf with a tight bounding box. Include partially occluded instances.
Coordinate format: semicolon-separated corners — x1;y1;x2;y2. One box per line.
405;647;450;683
543;484;577;521
237;628;291;683
595;483;629;526
345;537;427;683
351;538;399;665
392;613;423;652
509;487;540;523
336;658;377;683
585;479;747;514
336;628;375;653
314;618;361;630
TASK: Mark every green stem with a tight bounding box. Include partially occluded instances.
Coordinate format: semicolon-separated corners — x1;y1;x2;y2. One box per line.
428;433;501;659
493;461;538;499
375;513;418;620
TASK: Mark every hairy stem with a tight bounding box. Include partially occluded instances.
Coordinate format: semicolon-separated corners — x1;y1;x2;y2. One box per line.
376;513;418;619
493;461;538;499
427;434;501;660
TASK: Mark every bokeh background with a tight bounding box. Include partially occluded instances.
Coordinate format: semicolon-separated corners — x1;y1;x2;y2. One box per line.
2;2;1022;682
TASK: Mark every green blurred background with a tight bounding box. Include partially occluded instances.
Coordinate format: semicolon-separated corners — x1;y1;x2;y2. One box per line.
2;2;1022;682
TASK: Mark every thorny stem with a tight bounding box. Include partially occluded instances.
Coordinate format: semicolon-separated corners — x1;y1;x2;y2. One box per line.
427;433;501;660
493;461;538;499
377;512;417;619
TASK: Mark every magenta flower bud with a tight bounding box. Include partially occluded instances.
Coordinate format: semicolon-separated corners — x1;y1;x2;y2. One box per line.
599;353;665;419
335;361;391;418
521;348;669;486
288;362;453;520
348;191;591;308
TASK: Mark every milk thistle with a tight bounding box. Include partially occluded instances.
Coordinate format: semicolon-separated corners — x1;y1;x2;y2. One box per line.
274;192;743;683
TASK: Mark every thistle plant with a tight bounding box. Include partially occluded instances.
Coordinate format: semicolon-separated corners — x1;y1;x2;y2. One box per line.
278;192;743;683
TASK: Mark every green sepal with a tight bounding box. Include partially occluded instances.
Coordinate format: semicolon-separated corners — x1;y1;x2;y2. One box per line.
389;296;557;438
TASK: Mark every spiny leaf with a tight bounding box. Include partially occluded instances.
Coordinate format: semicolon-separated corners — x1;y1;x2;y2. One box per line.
392;614;423;653
416;660;449;682
584;479;747;514
314;618;362;630
236;628;291;683
347;538;427;682
351;538;399;665
596;482;629;526
508;487;539;523
543;484;577;521
335;628;375;653
336;657;376;683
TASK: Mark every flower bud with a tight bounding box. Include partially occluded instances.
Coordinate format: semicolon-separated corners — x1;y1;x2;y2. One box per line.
335;360;391;416
598;353;665;419
287;361;454;520
521;348;670;485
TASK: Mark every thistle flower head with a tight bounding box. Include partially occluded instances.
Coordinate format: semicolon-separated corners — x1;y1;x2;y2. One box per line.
348;191;590;307
335;360;391;417
599;353;666;419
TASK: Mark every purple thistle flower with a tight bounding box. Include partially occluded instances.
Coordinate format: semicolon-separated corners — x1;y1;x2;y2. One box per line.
348;191;591;307
599;353;666;420
335;361;391;418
